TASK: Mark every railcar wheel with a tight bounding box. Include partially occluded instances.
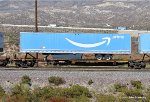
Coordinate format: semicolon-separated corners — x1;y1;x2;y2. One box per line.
0;60;9;67
0;62;6;67
139;62;146;69
47;61;55;66
128;61;135;69
26;61;35;67
15;61;22;67
96;54;103;60
2;63;7;67
15;61;28;68
21;62;28;68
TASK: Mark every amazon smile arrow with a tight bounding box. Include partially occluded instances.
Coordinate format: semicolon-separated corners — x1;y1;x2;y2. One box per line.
65;37;111;48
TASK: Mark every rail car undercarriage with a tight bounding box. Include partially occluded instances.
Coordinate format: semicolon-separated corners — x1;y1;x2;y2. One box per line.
0;53;147;69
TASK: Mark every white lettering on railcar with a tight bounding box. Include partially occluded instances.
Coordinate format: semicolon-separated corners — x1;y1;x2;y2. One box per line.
113;36;124;39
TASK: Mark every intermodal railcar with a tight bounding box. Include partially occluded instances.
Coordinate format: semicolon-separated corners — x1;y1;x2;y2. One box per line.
0;32;149;68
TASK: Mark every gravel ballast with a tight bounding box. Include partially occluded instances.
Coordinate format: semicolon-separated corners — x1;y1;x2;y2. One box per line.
0;70;150;92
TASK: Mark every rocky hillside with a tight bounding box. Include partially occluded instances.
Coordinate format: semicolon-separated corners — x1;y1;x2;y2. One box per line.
0;0;150;30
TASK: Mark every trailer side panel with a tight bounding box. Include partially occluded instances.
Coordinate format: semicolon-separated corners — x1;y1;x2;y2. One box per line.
20;32;131;54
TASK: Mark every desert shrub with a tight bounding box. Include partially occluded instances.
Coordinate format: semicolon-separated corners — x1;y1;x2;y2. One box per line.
33;86;65;101
125;89;143;97
64;84;92;98
0;85;5;97
11;84;32;102
21;75;31;85
30;87;47;102
114;83;127;92
70;95;90;102
13;76;32;101
131;80;143;89
48;76;66;86
146;92;150;102
88;79;94;85
32;85;91;101
11;84;22;95
118;98;136;102
8;94;32;102
96;94;116;102
33;87;55;99
48;97;68;102
144;88;150;102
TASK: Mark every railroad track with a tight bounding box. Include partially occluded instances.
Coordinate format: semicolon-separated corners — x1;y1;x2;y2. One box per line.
0;66;149;71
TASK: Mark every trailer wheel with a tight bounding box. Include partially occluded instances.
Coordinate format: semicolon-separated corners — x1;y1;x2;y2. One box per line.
96;54;103;60
103;55;112;60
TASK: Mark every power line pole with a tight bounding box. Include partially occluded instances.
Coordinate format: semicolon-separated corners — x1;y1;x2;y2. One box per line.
35;0;39;67
35;0;38;32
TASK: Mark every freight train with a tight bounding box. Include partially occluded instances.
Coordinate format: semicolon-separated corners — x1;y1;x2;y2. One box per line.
0;32;150;68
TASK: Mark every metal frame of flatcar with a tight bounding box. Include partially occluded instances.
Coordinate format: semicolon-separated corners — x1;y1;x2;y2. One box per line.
0;57;10;67
43;53;129;66
13;53;36;68
1;50;146;69
127;54;147;69
10;51;136;68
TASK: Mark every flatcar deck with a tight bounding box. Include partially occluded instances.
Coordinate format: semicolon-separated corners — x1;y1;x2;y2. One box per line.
46;59;129;66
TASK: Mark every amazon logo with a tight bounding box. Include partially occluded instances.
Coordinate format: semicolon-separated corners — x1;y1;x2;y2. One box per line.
65;37;111;48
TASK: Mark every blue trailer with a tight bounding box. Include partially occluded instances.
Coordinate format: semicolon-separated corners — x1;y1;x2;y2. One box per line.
138;34;150;65
20;32;131;54
0;32;9;66
0;32;4;52
139;34;150;54
20;32;131;60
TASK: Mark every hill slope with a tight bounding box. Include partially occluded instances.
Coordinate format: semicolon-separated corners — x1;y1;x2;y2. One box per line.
0;0;150;30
